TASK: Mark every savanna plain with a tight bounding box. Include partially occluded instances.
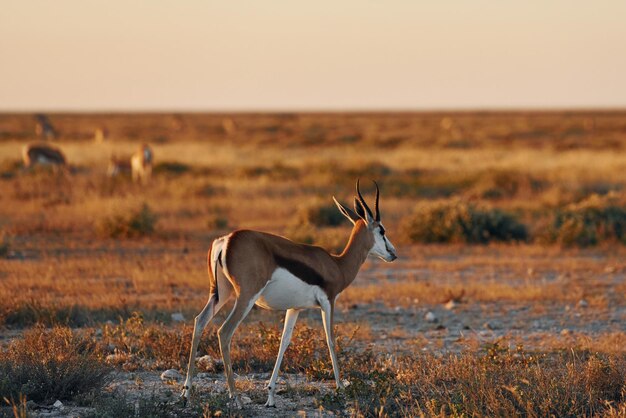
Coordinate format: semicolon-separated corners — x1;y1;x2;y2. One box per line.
0;112;625;417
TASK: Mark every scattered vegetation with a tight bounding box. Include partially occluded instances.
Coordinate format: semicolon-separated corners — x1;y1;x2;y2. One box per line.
0;158;22;179
551;193;626;247
153;161;191;176
97;204;158;238
404;200;528;244
294;201;347;227
2;112;626;415
0;229;11;258
0;326;110;404
469;169;544;199
338;343;626;417
99;312;349;376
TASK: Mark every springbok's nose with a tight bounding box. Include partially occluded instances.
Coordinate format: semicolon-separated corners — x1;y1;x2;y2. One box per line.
389;253;398;261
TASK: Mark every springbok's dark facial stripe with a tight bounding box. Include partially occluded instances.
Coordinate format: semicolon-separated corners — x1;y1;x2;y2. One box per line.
379;225;386;235
274;254;327;290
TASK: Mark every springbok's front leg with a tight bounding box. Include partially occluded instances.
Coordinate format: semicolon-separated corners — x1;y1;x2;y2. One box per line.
320;299;344;389
265;309;300;407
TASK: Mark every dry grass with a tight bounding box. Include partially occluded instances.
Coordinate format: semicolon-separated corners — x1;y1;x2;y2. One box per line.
1;112;626;415
0;326;110;404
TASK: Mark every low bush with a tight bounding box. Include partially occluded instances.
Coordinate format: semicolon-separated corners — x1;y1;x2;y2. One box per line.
0;158;22;179
152;161;191;176
0;326;110;404
404;200;528;244
0;229;11;258
552;193;626;247
469;169;544;199
294;202;347;227
97;204;158;238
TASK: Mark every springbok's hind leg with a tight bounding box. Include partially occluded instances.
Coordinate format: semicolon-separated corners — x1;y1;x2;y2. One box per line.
181;294;217;401
218;293;259;408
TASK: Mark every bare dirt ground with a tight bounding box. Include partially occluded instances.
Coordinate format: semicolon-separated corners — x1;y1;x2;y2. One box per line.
4;241;624;417
2;112;626;416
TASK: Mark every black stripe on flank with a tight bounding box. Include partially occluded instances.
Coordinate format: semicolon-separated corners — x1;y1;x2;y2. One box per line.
274;254;327;289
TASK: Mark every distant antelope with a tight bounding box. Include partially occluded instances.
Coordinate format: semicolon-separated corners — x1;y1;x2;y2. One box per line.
182;180;398;408
93;126;109;143
34;114;57;140
221;117;237;137
131;144;153;184
170;114;186;132
107;155;132;177
22;143;66;168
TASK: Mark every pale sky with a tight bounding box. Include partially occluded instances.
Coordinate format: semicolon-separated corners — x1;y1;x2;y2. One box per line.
1;1;625;111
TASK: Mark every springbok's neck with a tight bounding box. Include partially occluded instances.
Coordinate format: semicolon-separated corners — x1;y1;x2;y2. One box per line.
334;221;372;292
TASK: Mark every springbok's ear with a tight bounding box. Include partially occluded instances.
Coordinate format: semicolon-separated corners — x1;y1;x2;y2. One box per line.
333;197;358;225
354;197;367;221
355;197;376;224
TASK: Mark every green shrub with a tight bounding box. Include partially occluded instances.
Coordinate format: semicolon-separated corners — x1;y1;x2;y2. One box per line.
404;200;528;244
0;326;110;403
552;193;626;247
98;204;158;238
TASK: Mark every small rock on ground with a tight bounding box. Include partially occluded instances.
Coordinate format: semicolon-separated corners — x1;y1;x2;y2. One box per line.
160;369;183;381
171;312;185;322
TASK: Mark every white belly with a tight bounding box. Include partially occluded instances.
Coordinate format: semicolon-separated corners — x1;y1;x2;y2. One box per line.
255;268;326;310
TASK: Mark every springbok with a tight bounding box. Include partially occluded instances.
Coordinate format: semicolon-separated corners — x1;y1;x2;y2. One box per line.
34;114;57;140
22;143;66;168
107;155;132;178
93;126;109;143
131;144;153;184
182;180;397;408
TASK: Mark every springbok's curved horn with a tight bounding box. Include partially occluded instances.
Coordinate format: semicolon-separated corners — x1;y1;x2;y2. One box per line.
373;180;380;222
356;179;373;220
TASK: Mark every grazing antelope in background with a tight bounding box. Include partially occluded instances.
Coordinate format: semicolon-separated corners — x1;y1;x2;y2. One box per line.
93;126;109;143
34;114;57;140
131;144;153;184
221;117;237;137
182;180;398;408
107;155;132;177
22;143;66;168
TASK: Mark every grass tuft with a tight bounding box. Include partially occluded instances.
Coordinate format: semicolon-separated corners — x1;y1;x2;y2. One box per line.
404;200;528;244
97;204;158;238
0;326;110;404
153;161;191;176
551;193;626;247
295;201;347;227
0;229;11;258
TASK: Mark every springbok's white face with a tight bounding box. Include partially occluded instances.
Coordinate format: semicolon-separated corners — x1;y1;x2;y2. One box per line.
369;222;397;262
143;146;152;162
333;180;398;263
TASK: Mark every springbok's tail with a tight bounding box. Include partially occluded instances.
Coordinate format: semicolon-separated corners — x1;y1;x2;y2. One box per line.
21;145;31;167
207;236;226;301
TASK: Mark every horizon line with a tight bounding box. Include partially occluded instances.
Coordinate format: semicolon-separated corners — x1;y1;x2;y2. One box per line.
1;106;626;115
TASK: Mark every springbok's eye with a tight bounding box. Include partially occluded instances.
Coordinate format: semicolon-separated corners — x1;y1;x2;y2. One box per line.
379;226;385;236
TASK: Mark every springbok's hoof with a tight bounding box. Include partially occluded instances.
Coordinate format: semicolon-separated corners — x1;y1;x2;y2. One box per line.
229;396;244;409
180;386;191;405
